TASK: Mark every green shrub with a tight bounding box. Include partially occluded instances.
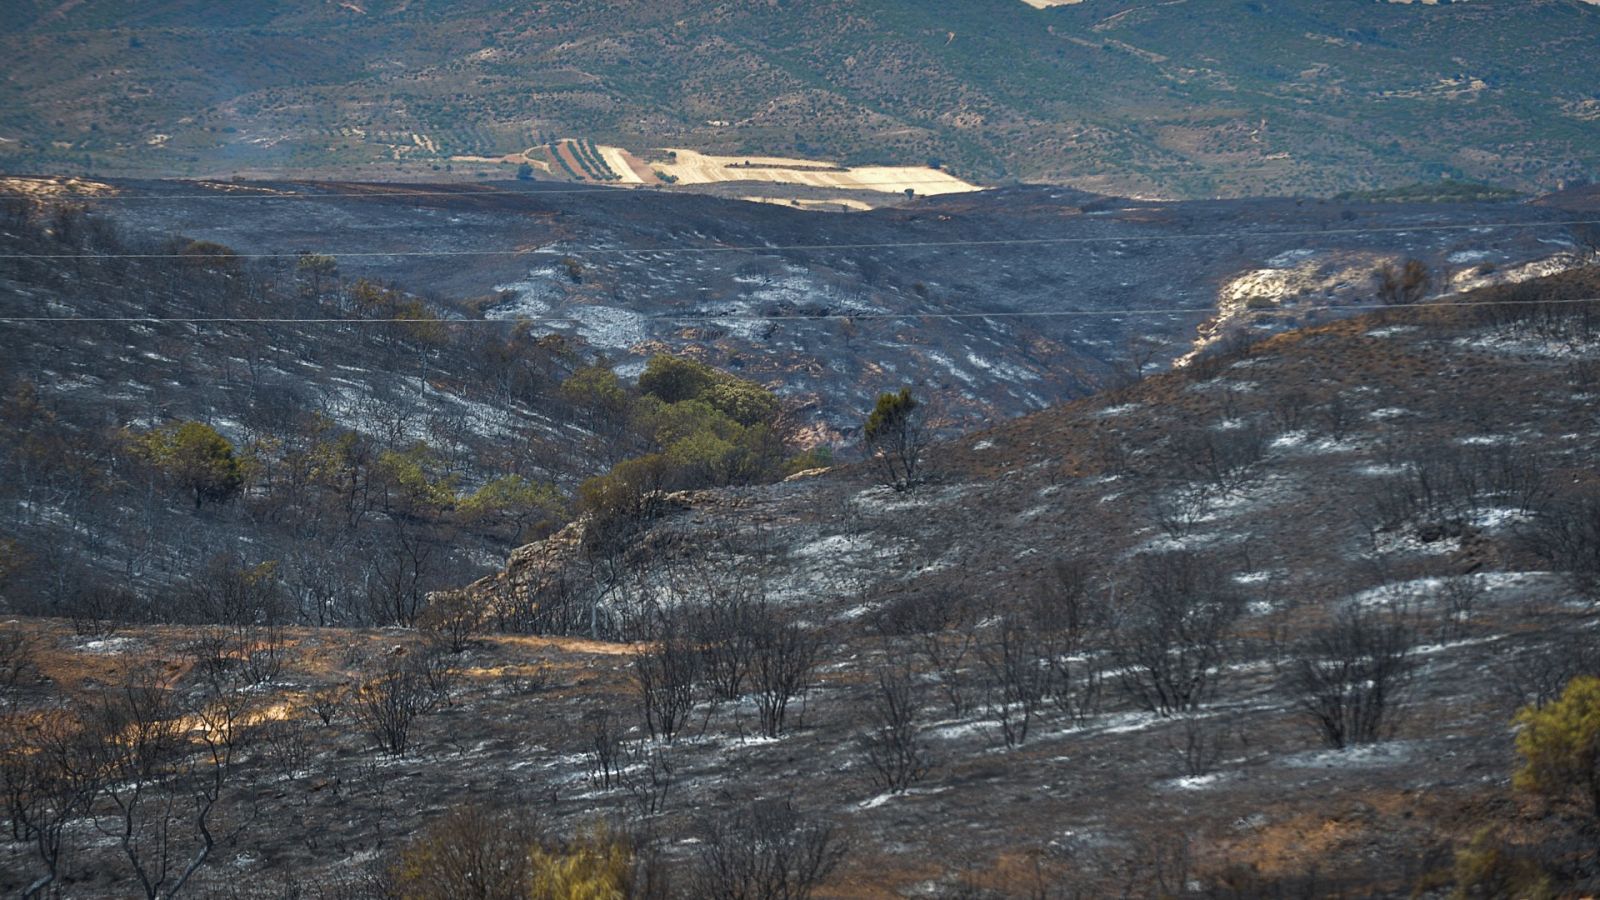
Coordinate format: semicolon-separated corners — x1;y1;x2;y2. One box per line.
129;420;247;509
577;453;672;547
390;805;535;900
459;475;565;543
639;354;779;426
377;443;457;514
638;354;719;404
1513;675;1600;817
1449;828;1554;900
529;824;635;900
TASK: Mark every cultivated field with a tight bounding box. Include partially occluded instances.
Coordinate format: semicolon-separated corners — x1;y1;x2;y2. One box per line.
654;148;978;197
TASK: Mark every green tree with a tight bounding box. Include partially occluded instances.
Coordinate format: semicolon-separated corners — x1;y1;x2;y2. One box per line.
638;354;779;426
516;161;534;181
459;475;565;543
863;388;925;491
638;354;718;404
577;453;673;548
131;421;247;510
1514;675;1600;818
377;443;456;515
561;365;633;451
704;379;780;427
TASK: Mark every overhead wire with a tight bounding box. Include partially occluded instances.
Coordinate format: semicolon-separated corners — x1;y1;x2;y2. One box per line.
0;179;985;202
0;219;1596;261
3;295;1598;326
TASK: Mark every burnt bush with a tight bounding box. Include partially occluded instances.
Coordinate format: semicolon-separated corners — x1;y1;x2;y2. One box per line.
751;612;824;738
691;799;847;900
1366;444;1547;537
1525;489;1600;599
1107;552;1244;716
1284;604;1416;748
631;623;700;743
859;657;932;793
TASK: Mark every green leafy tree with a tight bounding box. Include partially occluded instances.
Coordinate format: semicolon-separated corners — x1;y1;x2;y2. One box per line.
864;388;926;491
639;354;780;426
577;453;673;548
638;354;719;404
704;380;780;427
459;475;565;543
1514;675;1600;818
377;443;457;515
131;421;247;510
561;365;633;456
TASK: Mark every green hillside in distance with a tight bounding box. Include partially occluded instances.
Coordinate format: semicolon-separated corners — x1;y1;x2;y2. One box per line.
2;0;1597;198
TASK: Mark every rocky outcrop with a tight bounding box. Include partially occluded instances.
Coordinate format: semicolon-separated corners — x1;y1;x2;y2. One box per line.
435;489;741;626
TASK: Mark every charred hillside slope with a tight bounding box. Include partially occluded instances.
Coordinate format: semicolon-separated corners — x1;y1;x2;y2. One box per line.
42;176;1599;437
433;268;1600;894
5;268;1598;897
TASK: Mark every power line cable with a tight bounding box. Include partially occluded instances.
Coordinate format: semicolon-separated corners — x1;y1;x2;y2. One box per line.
0;219;1595;261
4;294;1598;326
0;179;985;202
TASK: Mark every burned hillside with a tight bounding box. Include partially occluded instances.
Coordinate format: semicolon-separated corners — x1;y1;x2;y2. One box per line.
5;266;1600;897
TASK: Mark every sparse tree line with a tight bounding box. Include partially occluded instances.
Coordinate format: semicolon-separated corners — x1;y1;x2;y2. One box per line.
378;796;844;900
1;641;296;898
858;549;1426;770
0;613;846;899
6;546;1600;898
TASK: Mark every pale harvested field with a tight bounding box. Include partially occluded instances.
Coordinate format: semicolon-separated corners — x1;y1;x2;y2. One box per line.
595;144;646;184
656;148;979;196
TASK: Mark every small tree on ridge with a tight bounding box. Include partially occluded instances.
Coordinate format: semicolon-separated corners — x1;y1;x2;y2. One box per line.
863;388;925;491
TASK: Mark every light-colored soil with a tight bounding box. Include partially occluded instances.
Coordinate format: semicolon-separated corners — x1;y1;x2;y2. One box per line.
595;144;647;185
449;154;528;167
655;148;979;196
0;175;118;198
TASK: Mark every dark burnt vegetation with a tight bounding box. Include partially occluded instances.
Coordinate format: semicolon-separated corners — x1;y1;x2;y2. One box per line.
6;183;1600;898
0;201;805;636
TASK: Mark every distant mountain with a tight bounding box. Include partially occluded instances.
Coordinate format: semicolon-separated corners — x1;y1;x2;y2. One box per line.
2;0;1597;198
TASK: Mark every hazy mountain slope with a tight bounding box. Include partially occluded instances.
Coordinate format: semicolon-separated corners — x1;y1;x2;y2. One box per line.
2;0;1597;197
